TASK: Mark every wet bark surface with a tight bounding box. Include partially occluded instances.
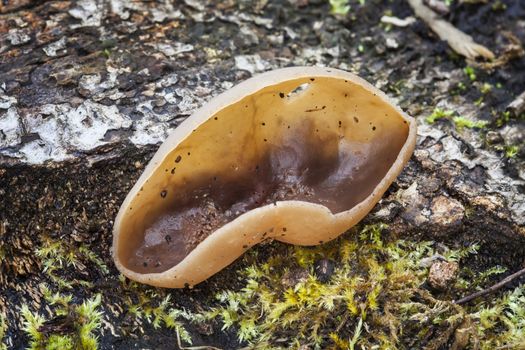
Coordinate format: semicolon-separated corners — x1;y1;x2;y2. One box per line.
0;0;524;349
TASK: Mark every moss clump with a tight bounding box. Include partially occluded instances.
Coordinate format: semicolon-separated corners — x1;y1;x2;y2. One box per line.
472;287;525;349
452;116;488;130
426;108;487;130
201;224;525;349
21;285;102;350
426;108;454;124
119;277;196;346
329;0;350;15
504;145;519;158
464;66;477;81
35;237;108;290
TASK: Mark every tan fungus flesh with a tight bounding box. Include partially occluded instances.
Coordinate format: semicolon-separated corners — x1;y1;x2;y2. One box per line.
112;67;417;288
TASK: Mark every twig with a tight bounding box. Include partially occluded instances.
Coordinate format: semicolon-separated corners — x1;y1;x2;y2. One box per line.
454;266;525;305
474;31;524;70
380;15;416;27
407;0;494;60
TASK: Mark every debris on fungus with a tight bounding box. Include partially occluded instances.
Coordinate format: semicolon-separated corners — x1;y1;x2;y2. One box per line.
112;67;417;288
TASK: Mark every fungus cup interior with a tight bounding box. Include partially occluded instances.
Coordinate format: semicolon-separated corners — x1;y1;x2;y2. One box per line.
116;74;411;276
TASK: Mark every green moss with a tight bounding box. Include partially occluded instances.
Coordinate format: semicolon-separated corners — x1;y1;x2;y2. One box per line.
496;110;511;127
472;287;525;349
505;145;519;158
35;237;108;290
102;48;111;59
201;224;525;349
426;108;454;124
21;286;102;350
203;225;440;348
452;116;488;130
492;0;507;11
464;66;477;81
480;83;492;94
386;79;406;97
495;109;525;127
426;108;487;130
119;277;195;345
77;295;103;349
329;0;350;15
456;81;467;93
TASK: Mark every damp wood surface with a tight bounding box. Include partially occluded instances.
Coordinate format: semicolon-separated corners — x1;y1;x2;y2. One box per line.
0;0;524;349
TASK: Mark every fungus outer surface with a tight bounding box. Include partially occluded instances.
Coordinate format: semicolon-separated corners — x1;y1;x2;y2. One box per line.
112;67;417;288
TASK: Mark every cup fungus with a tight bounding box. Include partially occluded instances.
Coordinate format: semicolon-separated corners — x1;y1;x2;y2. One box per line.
112;66;417;288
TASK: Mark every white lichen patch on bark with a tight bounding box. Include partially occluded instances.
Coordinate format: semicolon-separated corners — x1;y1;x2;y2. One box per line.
417;122;525;225
0;108;21;148
234;54;272;74
43;37;67;57
68;0;105;28
1;101;132;163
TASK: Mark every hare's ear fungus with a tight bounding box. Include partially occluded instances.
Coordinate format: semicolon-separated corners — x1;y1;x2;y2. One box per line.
112;66;417;288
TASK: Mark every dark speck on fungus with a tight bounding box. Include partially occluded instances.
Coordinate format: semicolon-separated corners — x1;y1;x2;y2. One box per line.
112;66;417;288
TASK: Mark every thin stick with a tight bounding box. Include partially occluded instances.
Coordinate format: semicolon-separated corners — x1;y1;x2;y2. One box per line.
454;266;525;305
407;0;494;60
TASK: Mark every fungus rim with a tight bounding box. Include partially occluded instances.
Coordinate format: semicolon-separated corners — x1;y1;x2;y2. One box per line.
112;66;417;288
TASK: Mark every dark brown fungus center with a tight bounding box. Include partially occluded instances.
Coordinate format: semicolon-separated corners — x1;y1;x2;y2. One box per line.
117;77;410;274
